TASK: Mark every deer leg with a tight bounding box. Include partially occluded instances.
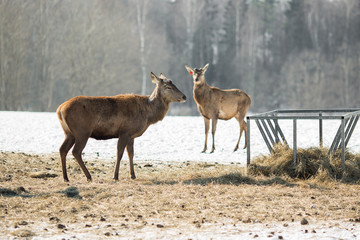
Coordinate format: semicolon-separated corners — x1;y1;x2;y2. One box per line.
114;136;129;180
234;116;247;151
126;139;136;179
72;137;92;181
210;118;218;153
242;121;247;149
234;117;242;151
59;135;75;182
202;118;210;153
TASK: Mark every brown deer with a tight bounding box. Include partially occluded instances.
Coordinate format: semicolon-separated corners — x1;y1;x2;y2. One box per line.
56;72;186;182
185;63;251;153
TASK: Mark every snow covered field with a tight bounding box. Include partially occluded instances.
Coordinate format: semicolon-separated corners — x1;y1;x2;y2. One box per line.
1;111;360;165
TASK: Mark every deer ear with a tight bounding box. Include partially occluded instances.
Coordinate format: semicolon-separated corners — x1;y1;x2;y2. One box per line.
158;73;167;80
185;65;194;75
202;63;209;72
150;72;160;84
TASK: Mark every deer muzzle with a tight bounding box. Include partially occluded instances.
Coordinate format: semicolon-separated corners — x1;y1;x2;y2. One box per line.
179;94;187;102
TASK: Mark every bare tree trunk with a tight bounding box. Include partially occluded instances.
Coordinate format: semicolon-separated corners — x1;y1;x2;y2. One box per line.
341;0;355;106
47;71;54;110
136;0;148;95
307;2;323;88
39;0;51;110
247;2;258;101
235;1;241;58
0;19;5;109
0;1;7;109
184;0;203;66
185;0;194;66
262;1;267;69
358;46;360;96
341;0;357;106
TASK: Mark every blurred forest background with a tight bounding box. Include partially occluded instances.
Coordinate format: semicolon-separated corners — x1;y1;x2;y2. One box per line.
0;0;359;114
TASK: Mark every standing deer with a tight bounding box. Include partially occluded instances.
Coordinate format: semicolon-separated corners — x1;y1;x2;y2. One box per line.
56;72;186;182
185;63;251;153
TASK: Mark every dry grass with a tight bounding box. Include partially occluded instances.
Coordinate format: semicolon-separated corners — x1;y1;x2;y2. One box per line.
249;144;360;183
1;151;360;238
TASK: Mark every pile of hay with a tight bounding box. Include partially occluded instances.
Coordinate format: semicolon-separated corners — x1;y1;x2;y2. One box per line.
248;144;360;182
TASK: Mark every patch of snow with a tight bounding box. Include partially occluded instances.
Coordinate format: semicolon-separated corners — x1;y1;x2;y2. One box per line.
10;220;360;240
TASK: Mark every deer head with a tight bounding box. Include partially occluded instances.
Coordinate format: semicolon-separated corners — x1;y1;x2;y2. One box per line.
185;63;209;84
150;72;186;103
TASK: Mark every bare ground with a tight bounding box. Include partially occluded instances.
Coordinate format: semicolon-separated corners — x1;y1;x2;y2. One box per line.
1;151;360;239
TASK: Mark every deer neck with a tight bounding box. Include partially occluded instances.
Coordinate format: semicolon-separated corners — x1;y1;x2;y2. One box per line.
148;88;170;124
193;80;211;105
194;79;210;90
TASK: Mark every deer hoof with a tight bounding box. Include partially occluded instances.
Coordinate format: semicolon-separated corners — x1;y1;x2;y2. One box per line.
87;177;92;182
131;175;136;180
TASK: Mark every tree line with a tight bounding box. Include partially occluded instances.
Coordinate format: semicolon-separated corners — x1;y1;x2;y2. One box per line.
0;0;359;114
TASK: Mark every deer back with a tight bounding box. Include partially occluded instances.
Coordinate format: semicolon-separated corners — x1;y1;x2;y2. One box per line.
58;95;157;140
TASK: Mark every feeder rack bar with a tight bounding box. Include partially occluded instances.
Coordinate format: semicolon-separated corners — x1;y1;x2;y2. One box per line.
247;108;360;171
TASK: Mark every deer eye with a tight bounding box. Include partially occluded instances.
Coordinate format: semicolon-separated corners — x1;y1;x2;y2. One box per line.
165;85;172;90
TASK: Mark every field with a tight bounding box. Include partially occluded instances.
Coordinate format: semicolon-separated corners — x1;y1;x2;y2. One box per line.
1;111;360;239
1;151;360;239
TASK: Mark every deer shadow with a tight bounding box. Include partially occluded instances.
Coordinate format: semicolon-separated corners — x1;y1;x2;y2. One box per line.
0;186;82;199
0;187;32;198
151;173;296;187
